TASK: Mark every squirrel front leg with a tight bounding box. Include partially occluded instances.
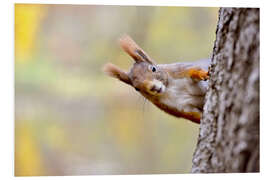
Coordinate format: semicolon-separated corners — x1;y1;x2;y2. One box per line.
159;60;210;81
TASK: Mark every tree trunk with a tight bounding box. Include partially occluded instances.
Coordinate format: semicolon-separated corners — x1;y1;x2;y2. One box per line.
191;8;259;173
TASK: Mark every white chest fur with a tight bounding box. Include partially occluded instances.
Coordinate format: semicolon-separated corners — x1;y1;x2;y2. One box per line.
160;78;207;113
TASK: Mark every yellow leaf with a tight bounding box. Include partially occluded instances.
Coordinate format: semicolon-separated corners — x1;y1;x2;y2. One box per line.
15;4;47;62
15;122;45;176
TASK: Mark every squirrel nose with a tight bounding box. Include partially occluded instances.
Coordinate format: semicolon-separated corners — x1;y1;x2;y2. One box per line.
150;85;162;93
143;79;165;95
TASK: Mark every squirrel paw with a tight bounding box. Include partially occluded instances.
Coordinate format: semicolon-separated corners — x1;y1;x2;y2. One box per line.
188;68;209;81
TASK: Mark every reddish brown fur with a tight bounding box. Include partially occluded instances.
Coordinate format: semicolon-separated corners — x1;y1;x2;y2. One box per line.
187;68;209;81
149;96;201;124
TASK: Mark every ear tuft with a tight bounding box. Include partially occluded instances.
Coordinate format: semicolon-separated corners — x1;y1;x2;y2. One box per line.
102;63;119;78
119;34;140;62
102;63;132;85
119;34;156;64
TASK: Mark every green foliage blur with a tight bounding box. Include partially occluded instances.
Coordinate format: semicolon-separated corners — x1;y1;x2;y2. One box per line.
15;4;219;176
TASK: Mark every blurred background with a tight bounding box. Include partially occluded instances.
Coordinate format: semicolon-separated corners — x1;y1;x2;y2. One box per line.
15;4;218;176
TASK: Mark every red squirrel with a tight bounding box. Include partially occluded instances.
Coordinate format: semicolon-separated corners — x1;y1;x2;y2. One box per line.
103;35;210;124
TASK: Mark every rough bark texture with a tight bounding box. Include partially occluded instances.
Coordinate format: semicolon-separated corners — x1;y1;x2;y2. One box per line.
191;8;259;173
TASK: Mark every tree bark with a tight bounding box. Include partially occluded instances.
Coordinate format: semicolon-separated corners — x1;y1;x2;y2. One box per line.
191;8;259;173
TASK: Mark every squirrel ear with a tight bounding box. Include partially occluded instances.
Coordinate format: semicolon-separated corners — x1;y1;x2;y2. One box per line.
119;34;156;64
135;49;156;65
119;35;141;62
102;63;132;85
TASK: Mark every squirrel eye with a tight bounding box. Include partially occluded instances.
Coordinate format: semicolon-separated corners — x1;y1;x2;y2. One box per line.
150;66;157;72
135;87;140;92
148;65;157;72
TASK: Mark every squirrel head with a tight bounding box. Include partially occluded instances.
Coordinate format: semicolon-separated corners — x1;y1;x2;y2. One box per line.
103;35;169;97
